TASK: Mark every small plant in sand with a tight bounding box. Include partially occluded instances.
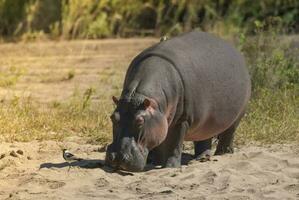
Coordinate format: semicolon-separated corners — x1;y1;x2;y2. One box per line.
66;69;75;80
0;66;24;87
40;70;76;83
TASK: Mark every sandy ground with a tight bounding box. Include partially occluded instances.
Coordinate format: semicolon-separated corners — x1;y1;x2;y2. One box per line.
0;140;298;200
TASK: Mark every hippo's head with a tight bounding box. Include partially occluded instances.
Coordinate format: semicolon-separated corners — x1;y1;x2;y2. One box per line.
105;96;168;172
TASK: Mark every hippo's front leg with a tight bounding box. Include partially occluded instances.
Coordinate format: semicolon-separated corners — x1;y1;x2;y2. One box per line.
160;121;189;168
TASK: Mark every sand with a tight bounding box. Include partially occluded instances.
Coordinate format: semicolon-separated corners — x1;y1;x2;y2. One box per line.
0;140;298;200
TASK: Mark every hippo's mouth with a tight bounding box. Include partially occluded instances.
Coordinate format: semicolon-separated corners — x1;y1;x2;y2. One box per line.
105;138;149;172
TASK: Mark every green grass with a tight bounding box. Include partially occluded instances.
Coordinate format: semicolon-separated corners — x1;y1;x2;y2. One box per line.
237;88;299;145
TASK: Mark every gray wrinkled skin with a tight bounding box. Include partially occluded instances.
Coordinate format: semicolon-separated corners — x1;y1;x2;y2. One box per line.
105;31;251;171
106;137;148;171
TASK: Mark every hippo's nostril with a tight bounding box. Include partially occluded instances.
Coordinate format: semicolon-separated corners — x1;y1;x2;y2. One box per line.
109;152;116;161
106;152;117;165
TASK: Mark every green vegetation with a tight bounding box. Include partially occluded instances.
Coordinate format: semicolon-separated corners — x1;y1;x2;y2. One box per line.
0;0;298;40
236;27;299;144
238;89;298;144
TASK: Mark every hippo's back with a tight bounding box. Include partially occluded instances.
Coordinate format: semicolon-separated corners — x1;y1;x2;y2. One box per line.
135;31;251;140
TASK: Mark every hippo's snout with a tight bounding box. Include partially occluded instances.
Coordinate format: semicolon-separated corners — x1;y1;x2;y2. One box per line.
105;137;148;172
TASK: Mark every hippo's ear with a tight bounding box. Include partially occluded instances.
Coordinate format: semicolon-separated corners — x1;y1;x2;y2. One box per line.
143;98;158;109
112;96;119;105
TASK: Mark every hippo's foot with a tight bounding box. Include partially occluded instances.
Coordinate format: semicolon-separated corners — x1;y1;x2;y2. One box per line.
164;156;181;168
214;146;234;155
195;149;212;162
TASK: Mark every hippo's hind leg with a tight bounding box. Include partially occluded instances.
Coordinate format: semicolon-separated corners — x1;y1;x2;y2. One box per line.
194;139;212;161
214;114;243;155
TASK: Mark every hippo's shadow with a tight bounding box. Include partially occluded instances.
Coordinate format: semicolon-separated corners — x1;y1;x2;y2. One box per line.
39;153;195;175
146;152;195;167
181;152;195;165
40;159;105;169
39;159;136;176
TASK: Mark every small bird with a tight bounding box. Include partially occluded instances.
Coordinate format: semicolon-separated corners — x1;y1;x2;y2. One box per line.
62;149;82;163
160;36;169;42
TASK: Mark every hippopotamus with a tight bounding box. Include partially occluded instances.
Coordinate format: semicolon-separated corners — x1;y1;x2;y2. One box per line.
105;31;251;172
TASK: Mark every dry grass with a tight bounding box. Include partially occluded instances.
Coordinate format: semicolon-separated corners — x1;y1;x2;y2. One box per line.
0;38;157;143
0;37;297;145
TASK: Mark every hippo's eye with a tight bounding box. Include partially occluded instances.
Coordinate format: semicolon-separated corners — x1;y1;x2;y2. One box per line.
135;116;144;126
110;113;120;123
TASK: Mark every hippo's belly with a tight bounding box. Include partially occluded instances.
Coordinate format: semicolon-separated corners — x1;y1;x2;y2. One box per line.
184;117;232;141
184;125;227;141
183;101;244;141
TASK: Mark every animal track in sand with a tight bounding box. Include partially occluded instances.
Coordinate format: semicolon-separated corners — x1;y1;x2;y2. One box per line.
284;183;299;192
95;177;109;188
21;177;66;189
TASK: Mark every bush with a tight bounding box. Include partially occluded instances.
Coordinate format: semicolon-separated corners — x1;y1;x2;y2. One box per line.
240;26;299;93
236;24;299;145
0;0;298;39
